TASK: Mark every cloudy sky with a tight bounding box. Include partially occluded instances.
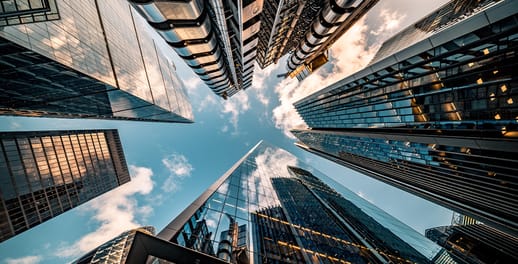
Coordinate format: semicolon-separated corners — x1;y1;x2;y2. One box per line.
0;1;453;263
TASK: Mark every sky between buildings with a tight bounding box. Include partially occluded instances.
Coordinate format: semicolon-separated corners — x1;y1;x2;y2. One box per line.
0;1;453;263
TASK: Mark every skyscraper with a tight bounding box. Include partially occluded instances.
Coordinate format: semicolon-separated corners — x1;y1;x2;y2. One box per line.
282;0;379;81
129;0;379;98
292;0;518;237
426;223;518;263
157;141;454;263
0;0;193;123
0;129;130;242
129;0;263;99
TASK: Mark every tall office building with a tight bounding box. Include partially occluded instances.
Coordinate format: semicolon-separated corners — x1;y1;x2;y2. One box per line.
0;0;193;123
426;223;518;263
292;0;518;237
0;129;130;242
129;0;378;99
157;141;455;263
129;0;263;99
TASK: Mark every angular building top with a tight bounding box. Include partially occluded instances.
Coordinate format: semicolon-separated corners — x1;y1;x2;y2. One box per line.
157;141;454;263
74;226;156;264
0;0;193;123
0;129;130;243
369;0;501;65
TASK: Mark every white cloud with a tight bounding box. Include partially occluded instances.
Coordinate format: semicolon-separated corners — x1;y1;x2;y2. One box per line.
183;77;204;97
197;94;218;112
272;19;375;138
4;256;42;264
370;9;405;38
221;91;250;133
250;63;281;106
55;165;154;259
272;11;405;138
9;121;21;129
161;154;193;192
246;147;298;210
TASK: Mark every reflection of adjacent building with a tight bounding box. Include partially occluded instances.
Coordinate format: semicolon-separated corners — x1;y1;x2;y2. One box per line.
0;130;130;243
426;218;518;263
292;0;518;237
156;141;455;263
0;0;193;123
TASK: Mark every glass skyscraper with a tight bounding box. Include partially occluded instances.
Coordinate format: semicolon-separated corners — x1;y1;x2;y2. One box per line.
0;0;193;123
292;0;518;237
0;129;130;243
156;141;454;263
426;223;518;263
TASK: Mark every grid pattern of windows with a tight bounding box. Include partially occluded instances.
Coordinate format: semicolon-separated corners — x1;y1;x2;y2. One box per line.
0;0;60;26
295;8;518;131
0;0;193;123
164;142;449;263
292;1;518;238
0;129;130;242
292;128;518;237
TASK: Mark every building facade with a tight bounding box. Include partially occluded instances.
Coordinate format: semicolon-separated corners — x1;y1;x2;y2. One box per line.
292;0;518;237
426;223;518;263
74;226;156;264
157;141;454;263
0;129;130;242
0;0;193;123
129;0;262;99
282;0;379;81
129;0;378;98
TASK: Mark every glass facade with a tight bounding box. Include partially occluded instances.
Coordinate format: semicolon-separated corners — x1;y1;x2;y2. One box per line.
0;0;193;123
295;0;516;131
0;129;130;243
292;0;518;237
74;226;155;264
0;0;60;26
157;141;453;263
426;224;518;263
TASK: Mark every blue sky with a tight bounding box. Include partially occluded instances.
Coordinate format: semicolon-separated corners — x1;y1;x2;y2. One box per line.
0;1;453;263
